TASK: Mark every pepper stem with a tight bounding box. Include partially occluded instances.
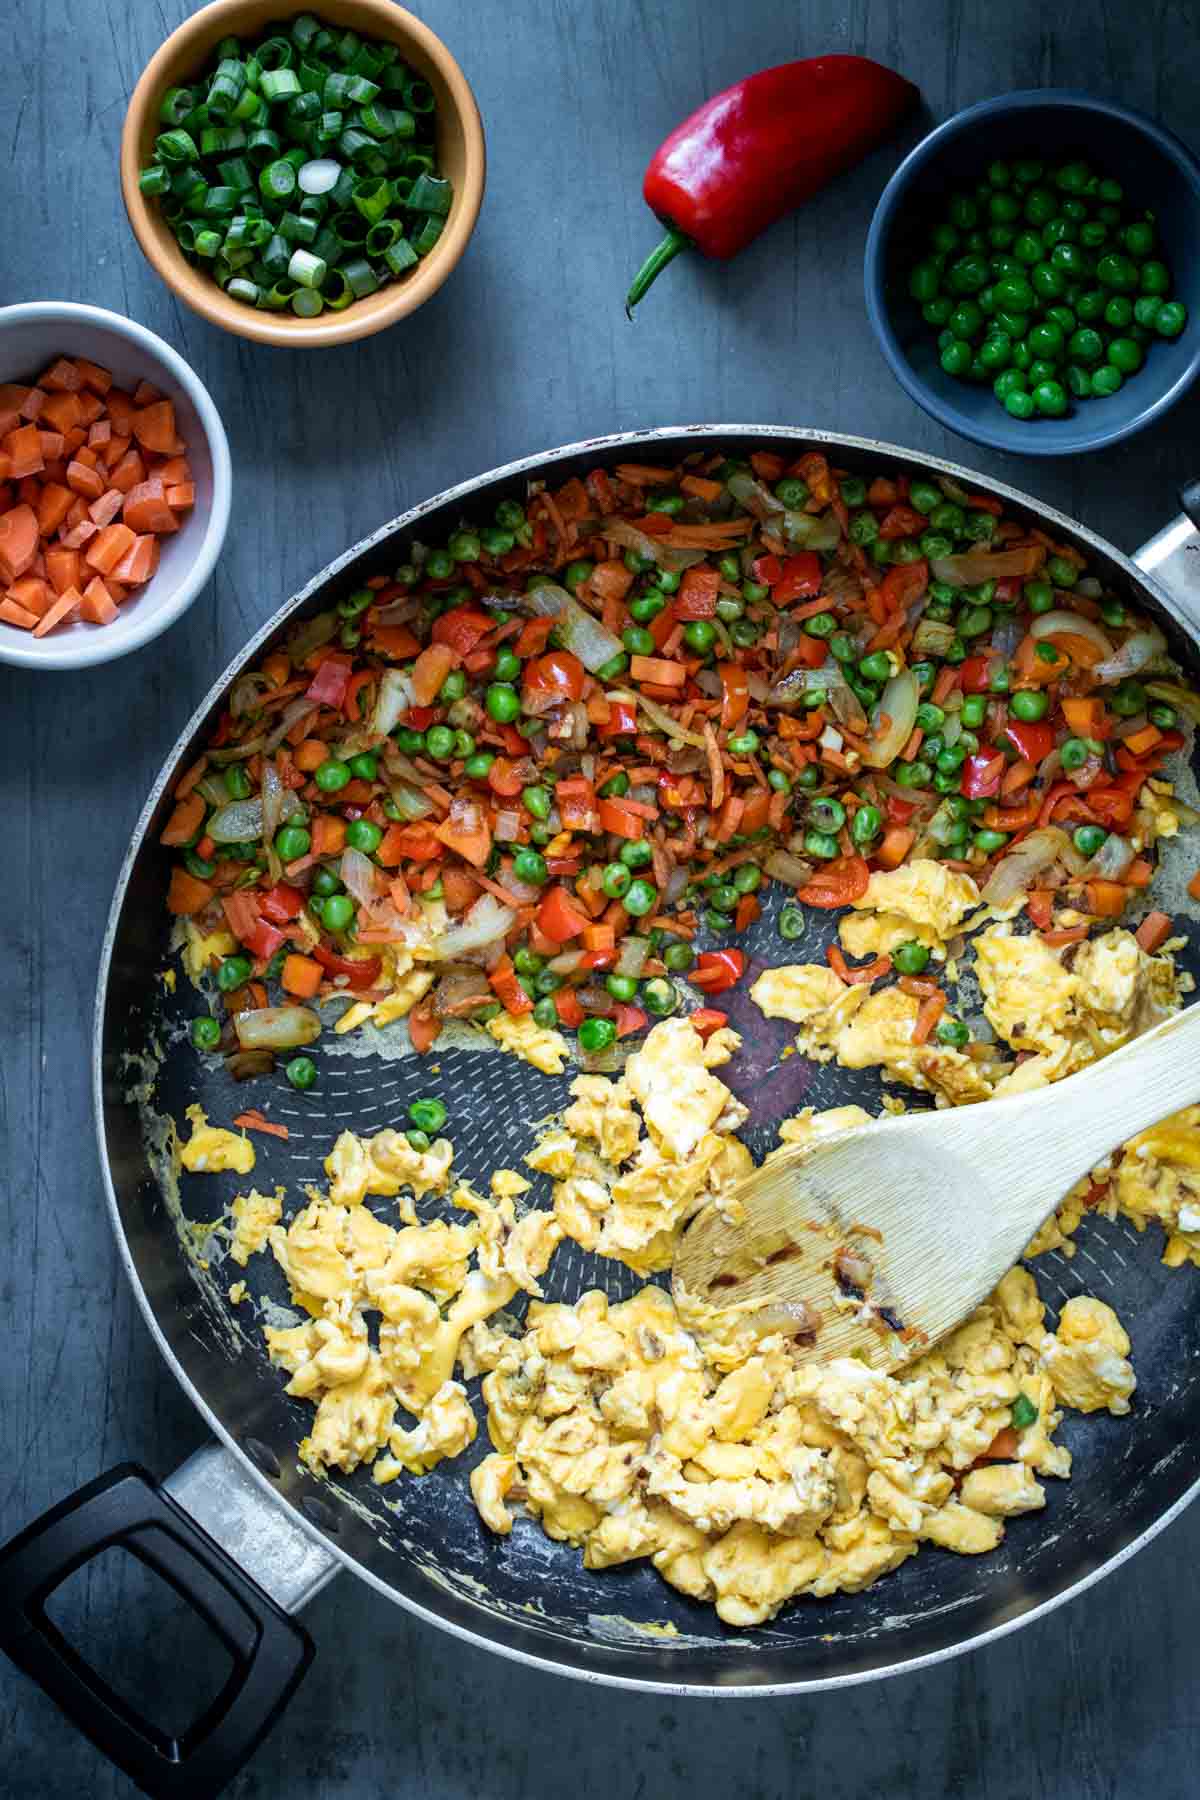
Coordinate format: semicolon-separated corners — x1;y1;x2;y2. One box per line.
625;228;691;317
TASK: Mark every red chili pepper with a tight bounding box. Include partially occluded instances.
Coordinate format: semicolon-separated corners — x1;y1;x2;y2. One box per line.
627;57;918;312
311;944;381;989
1001;719;1055;765
961;751;1005;800
773;552;823;606
690;948;747;995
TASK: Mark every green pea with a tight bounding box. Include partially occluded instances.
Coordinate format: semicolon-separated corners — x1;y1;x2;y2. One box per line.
716;596;745;623
894;761;932;790
646;492;685;516
936;747;967;776
774;476;810;509
184;851;216;880
741;579;770;604
776;903;806;942
1065;364;1092;399
1060;736;1089;771
464;751;495;779
948;252;989;295
321;893;355;932
859;650;894;683
438;669;468;703
1033;380;1068;417
1096;251;1138;292
1045;555;1078;588
453;731;475;759
624;878;657;917
601;972;636;1003
1030;261;1066;301
803;612;837;639
804;829;839;860
1074;288;1105;321
730;621;759;649
1073;824;1108;856
191;1015;222;1050
394;727;425;753
311;866;342;899
637;976;675;1017
534;968;563;995
217;954;253;991
424;725;455;760
958;695;986;730
491;648;521;684
978;334;1012;373
839;476;868;507
424;549;455;580
727;730;760;755
620;840;653;870
522;784;551;820
732;862;762;894
1108;336;1143;374
285;1055;317;1091
948;300;984;340
629;591;665;623
1026;319;1064;359
936;1017;970;1047
600;861;631;900
485;682;521;723
993;369;1027;402
1027;359;1058;388
810;797;846;835
940;338;973;377
526;996;555;1030
513;947;545;977
892;941;930;976
796;765;821;789
599;771;630;800
993;274;1035;312
1111;680;1147;717
1010;340;1033;372
1156;299;1188;336
345;819;382;854
684;620;717;654
512;848;547;885
274;825;310;862
623;625;656;657
224;764;252;800
1011;230;1043;266
1006;688;1050;724
767;768;792;793
563;558;595;593
406;1096;446;1134
576;1016;616;1053
1134;294;1163;329
845;803;878;848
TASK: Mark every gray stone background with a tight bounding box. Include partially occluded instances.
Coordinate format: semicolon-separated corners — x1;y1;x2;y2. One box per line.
2;0;1199;1793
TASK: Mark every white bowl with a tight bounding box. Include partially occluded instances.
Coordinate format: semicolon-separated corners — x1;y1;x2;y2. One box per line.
0;301;231;670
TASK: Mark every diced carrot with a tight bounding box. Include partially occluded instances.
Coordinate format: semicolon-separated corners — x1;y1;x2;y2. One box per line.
88;488;125;528
1124;859;1153;889
8;576;51;617
1061;696;1105;739
123;478;180;534
80;577;119;624
76;357;113;396
66;460;105;500
112;533;159;585
160;792;206;845
37;430;64;461
1085;879;1128;917
167;867;215;915
73;443;99;469
58;520;97;550
106;580;129;605
32;586;83;636
85;522;136;575
281;953;323;998
1189;871;1200;904
105;389;136;434
369;624;420;659
0;598;38;629
410;641;456;706
0;504;39;581
679;473;724;503
102;433;130;469
293;738;329;772
37;391;82;434
17;475;41;508
165;482;195;510
978;1427;1020;1462
157;455;192;485
874;826;915;870
132;378;162;406
45;547;82;593
4;423;45;478
75;392;105;428
311;814;347;857
109;448;147;493
629;654;686;687
62;426;86;456
88;419;112;448
1134;910;1173;954
39;358;82;393
1122;723;1162;758
132;400;177;455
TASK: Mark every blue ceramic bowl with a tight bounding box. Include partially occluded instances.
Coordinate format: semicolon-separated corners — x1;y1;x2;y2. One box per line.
864;91;1200;456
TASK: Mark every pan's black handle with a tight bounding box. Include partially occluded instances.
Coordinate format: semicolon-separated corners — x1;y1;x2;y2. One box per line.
1181;480;1200;531
0;1463;314;1799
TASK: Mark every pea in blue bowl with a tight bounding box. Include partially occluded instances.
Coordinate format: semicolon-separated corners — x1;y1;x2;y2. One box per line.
864;91;1200;456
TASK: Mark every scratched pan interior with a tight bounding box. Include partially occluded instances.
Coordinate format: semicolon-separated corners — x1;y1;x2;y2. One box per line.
100;429;1200;1691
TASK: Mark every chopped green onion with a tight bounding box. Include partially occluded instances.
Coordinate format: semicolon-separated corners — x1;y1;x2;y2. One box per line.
227;276;260;304
278;209;318;244
292;286;325;317
139;164;171;195
159;86;196;127
259;158;296;202
408;172;452;215
382;236;418;275
414;214;444;255
155;128;198;164
341;255;378;298
288;247;327;287
352;175;390;221
298;156;341;194
260;67;301;102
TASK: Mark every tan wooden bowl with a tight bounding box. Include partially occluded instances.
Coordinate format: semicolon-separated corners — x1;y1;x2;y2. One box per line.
120;0;485;347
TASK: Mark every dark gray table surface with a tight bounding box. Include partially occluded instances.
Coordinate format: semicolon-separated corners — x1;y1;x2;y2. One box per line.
4;0;1200;1793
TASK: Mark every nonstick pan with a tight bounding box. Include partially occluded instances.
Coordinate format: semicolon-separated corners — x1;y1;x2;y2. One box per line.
3;427;1200;1799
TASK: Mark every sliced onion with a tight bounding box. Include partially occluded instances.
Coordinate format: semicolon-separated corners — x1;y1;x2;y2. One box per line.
625;689;706;749
615;935;650;980
547;947;585;975
265;698;318;753
783;510;841;551
547;698;589;749
937;475;971;506
207;733;268;766
288;610;338;665
1075;577;1103;599
372;667;415;737
665;864;689;904
1093;624;1167;682
931;546;1043;586
693;668;723;699
374;593;421;626
598;516;705;573
298;157;341;195
912;618;958;658
261;762;284;881
827;681;869;733
434;970;492;1017
433;892;515;960
495;807;521;840
577;985;614;1014
1086;833;1134;880
387;781;434;822
1145;679;1200;725
208;797;263;843
991;614;1025;658
224;1048;275;1081
863;669;920;769
942;711;962;748
725;470;785;519
230;672;272;717
195;772;232;808
765;849;816;888
982;827;1083;907
341;846;387;907
234;1006;321;1050
1030;612;1114;657
525;583;624;674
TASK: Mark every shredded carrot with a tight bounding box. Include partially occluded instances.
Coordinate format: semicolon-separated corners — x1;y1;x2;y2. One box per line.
912;991;947;1044
232;1111;290;1141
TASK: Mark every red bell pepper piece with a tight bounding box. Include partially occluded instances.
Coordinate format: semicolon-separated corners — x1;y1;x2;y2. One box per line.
961;751;1005;800
689;1007;729;1040
537;885;591;944
597;798;646;840
523;649;586;702
877;504;928;541
553;985;586;1029
613;1004;648;1039
243;917;287;962
690;948;747;995
752;554;783;587
486;756;526;800
626;56;918;311
311;944;381;989
305;653;353;710
1001;719;1054;766
795;853;870;909
719;663;749;730
959;655;993;695
598;695;638;737
673;566;721;619
431;605;492;655
772;552;823;605
403;705;440;731
258;882;304;924
879;559;929;612
488;954;534;1016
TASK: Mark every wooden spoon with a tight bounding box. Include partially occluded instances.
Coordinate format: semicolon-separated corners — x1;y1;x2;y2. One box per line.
673;1004;1200;1374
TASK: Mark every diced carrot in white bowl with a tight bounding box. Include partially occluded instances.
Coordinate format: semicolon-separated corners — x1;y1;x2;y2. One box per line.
0;302;230;670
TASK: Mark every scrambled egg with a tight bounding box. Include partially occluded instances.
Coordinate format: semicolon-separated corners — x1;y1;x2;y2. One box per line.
228;1187;284;1265
178;1105;256;1175
485;1010;570;1075
852;860;981;940
1029;1106;1200;1268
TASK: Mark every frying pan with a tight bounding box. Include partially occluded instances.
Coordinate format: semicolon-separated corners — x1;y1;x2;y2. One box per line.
3;427;1200;1799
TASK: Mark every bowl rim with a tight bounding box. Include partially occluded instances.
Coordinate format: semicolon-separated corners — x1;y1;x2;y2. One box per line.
864;88;1200;457
118;0;485;349
0;300;233;671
